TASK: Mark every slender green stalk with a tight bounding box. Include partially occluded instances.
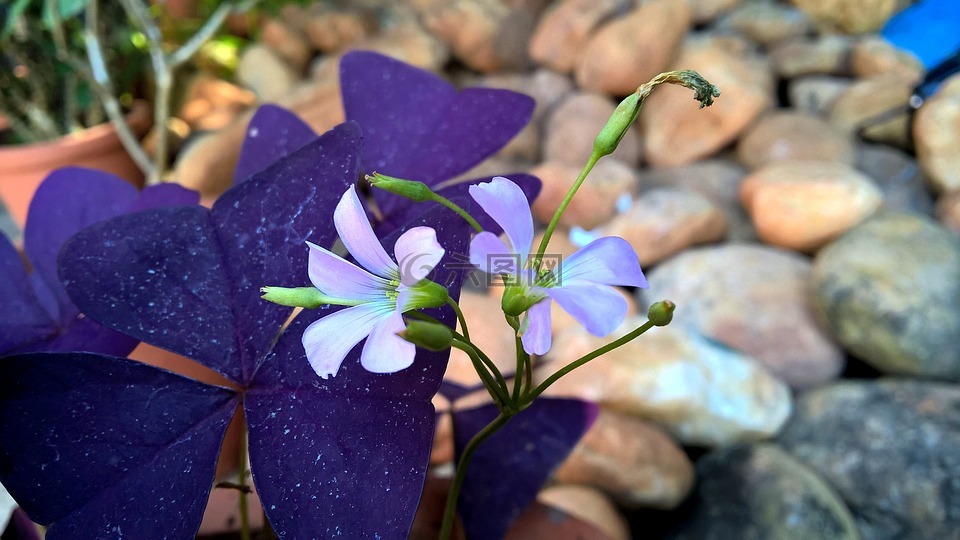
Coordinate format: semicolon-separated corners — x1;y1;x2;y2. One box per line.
463;340;509;397
430;193;483;233
439;413;513;540
505;315;527;403
406;311;508;396
447;298;470;342
451;339;510;406
524;320;656;404
238;422;251;540
534;152;601;261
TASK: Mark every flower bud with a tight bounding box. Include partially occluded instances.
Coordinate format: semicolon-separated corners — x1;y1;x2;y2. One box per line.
593;92;641;158
501;285;544;317
260;286;330;309
410;279;450;309
647;300;675;326
398;321;454;351
366;173;435;202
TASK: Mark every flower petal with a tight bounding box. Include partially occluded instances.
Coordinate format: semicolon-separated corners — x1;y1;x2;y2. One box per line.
301;304;386;379
307;241;391;301
559;237;648;288
335;185;397;278
360;310;416;374
469;232;516;275
468;177;534;262
546;282;628;337
394;227;445;286
521;299;552;355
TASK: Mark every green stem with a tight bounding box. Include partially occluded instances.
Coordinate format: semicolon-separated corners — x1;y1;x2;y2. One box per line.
238;421;251;540
451;339;510;406
524;320;656;404
430;193;483;233
534;152;601;261
505;315;527;403
439;413;513;540
447;298;470;342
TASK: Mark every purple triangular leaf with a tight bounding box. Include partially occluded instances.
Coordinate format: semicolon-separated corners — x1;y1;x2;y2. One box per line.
24;168;139;323
0;234;54;354
246;197;473;536
341;51;457;185
233;104;319;185
128;183;200;212
15;316;142;358
452;399;599;540
340;50;534;215
59;205;242;381
210;121;361;381
244;387;435;538
59;123;362;383
4;168;198;357
0;352;238;539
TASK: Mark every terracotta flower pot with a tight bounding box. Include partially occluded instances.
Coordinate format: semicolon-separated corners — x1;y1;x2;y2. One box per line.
0;101;151;229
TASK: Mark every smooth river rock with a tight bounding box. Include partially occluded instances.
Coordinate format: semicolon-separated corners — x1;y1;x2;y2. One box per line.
812;212;960;379
779;379;960;540
641;244;845;389
668;444;860;540
535;321;792;447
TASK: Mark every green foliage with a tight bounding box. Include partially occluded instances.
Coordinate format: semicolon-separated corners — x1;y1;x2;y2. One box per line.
0;0;148;144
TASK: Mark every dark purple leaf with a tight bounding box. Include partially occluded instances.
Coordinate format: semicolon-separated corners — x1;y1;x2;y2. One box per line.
24;168;138;322
452;399;599;540
128;183;201;212
245;199;472;536
244;389;434;538
0;352;238;539
14;312;150;358
340;50;535;216
59;123;362;384
59;205;240;380
233;104;318;185
0;234;53;354
1;168;199;357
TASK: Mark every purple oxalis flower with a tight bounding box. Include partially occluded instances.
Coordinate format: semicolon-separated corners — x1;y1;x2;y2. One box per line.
0;168;198;357
0;122;473;538
469;177;648;355
233;50;542;236
302;185;447;378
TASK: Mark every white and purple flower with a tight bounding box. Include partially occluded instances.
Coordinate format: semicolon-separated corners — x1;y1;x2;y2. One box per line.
468;177;648;355
302;185;448;378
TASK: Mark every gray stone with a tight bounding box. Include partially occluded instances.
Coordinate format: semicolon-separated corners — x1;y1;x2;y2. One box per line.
855;143;934;216
779;379;960;540
669;444;860;540
641;244;845;389
812;212;960;379
788;75;854;116
536;321;792;447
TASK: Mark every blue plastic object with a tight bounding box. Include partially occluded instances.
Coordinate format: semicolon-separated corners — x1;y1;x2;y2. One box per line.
882;0;960;69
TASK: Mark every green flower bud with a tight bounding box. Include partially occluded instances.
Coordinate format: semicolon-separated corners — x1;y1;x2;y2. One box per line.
399;320;454;351
647;300;675;326
260;286;333;309
501;285;545;317
405;279;450;310
366;172;435;202
594;92;642;158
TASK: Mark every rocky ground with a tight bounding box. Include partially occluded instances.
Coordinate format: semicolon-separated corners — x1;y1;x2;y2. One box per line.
17;0;960;537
